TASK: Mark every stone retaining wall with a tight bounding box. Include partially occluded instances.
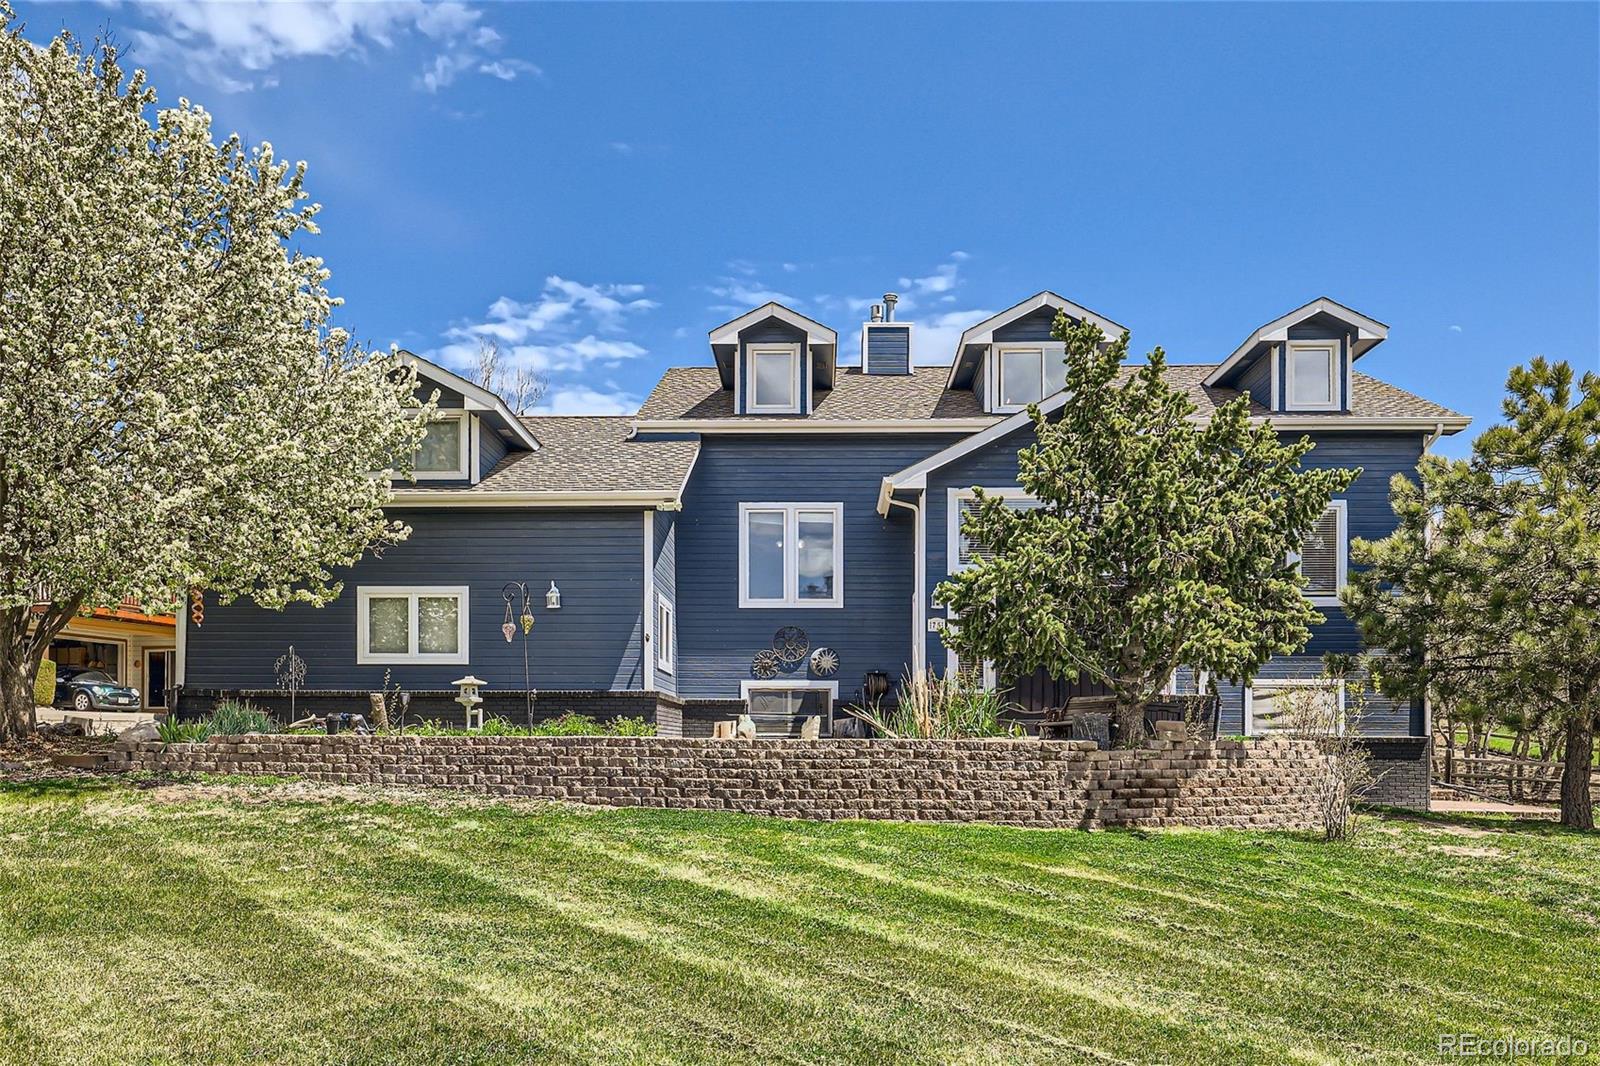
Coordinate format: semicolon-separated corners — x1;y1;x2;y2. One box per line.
106;734;1342;830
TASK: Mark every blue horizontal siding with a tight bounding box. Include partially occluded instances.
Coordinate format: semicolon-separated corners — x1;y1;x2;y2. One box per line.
652;510;678;697
673;433;964;701
991;307;1059;342
185;509;646;693
865;325;911;375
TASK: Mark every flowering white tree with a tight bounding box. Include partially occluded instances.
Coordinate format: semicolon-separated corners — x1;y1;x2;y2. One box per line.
0;10;431;739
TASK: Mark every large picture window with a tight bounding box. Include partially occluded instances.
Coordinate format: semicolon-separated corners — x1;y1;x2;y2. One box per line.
411;413;469;479
746;344;801;413
1290;500;1347;605
738;503;844;608
1245;678;1345;736
357;586;470;664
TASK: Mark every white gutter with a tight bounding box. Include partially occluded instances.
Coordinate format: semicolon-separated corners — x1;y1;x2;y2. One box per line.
885;495;926;677
631;418;998;435
388;490;682;508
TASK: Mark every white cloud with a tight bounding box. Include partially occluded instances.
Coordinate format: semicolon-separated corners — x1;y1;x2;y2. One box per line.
530;386;641;416
1449;324;1463;333
449;276;657;346
911;309;993;365
706;278;799;314
117;0;536;94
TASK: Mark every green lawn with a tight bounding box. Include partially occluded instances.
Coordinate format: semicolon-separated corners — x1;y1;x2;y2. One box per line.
1;778;1596;1065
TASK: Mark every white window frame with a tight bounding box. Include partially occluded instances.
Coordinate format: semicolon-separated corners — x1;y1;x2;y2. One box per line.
356;585;470;665
739;679;838;734
746;343;803;414
1288;499;1348;606
1244;678;1346;736
654;593;674;674
947;487;1038;573
1284;341;1341;411
410;412;471;481
986;342;1066;414
737;502;845;608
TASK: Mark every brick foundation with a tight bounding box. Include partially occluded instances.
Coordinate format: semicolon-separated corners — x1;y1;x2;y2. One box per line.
1356;737;1431;811
106;734;1343;829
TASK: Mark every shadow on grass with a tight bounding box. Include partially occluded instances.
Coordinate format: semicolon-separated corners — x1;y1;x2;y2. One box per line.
1371;805;1593;838
0;776;120;799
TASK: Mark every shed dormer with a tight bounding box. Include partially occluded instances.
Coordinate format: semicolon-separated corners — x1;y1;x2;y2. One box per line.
947;291;1127;414
709;302;838;415
1205;298;1388;413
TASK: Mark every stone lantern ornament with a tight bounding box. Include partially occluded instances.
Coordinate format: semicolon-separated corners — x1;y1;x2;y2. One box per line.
453;675;486;730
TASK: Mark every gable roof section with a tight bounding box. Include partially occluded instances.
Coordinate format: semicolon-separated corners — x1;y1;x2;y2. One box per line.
1204;297;1389;387
389;416;699;507
399;351;541;451
708;302;838;389
878;363;1468;513
947;291;1129;389
635;366;996;430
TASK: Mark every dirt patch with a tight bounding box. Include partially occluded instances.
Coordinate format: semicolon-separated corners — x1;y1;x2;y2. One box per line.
1428;844;1502;858
0;730;118;784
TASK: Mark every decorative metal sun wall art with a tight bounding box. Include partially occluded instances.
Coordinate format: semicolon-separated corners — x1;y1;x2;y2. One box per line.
772;626;810;665
809;647;839;677
751;649;782;679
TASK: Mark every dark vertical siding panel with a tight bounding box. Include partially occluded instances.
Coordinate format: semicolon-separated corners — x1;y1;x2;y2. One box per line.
674;434;962;701
185;509;646;692
865;325;911;375
477;421;510;481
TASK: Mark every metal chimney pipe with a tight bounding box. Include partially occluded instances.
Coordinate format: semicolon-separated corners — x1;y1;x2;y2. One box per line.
870;304;883;323
882;292;899;321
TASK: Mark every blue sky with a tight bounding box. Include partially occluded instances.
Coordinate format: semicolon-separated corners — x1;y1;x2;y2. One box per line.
23;1;1599;454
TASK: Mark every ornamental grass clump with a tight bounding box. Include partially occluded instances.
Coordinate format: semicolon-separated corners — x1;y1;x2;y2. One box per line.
847;670;1024;739
206;699;277;737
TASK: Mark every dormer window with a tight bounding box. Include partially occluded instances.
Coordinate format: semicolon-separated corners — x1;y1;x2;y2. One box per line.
411;413;469;480
748;344;802;413
990;343;1066;413
1286;342;1339;410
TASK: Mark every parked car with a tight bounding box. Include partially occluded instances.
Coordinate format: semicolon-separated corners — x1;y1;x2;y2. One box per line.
54;668;142;712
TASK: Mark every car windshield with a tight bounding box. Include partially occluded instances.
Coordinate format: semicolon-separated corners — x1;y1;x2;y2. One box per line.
73;670;114;684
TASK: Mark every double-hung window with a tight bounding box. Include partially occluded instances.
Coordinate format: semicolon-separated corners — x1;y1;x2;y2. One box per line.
746;344;802;413
990;343;1067;413
1290;500;1347;605
738;503;844;608
654;594;675;673
411;413;469;480
948;488;1043;571
1285;342;1340;411
357;586;470;664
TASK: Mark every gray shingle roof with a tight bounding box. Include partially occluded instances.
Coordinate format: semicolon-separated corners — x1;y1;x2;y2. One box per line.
415;416;699;496
638;366;990;421
639;362;1463;424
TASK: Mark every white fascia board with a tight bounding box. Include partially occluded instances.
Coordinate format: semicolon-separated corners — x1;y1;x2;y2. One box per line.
878;393;1069;512
630;418;999;434
946;291;1127;388
387;490;682;508
1258;415;1470;432
708;302;838;348
1205;298;1390;388
398;350;541;451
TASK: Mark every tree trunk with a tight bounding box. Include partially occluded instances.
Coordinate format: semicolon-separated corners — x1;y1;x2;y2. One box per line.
1559;713;1595;831
0;647;42;743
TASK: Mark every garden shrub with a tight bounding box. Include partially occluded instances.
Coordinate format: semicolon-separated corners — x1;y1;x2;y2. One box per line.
207;699;276;736
848;670;1024;739
33;659;55;707
157;717;210;744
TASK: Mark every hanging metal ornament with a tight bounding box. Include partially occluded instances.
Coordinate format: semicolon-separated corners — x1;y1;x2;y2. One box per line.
189;587;205;627
772;626;810;665
809;647;839;677
501;597;516;643
520;610;535;635
751;649;781;679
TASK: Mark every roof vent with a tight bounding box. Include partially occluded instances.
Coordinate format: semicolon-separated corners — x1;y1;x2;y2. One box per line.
882;292;899;322
870;303;884;323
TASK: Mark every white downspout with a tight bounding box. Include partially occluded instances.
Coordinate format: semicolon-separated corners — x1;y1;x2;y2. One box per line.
886;494;926;677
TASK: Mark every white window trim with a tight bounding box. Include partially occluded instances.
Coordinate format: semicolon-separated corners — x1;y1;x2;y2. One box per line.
737;502;845;609
947;487;1037;573
1284;341;1341;412
1288;499;1348;606
1244;678;1346;736
410;412;472;481
739;679;839;734
356;585;470;665
654;593;674;674
746;343;803;414
986;342;1065;414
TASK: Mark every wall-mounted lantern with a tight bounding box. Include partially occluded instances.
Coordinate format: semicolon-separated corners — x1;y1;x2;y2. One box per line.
545;581;562;610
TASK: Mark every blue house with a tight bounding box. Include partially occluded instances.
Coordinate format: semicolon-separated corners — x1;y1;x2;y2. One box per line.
180;291;1467;745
